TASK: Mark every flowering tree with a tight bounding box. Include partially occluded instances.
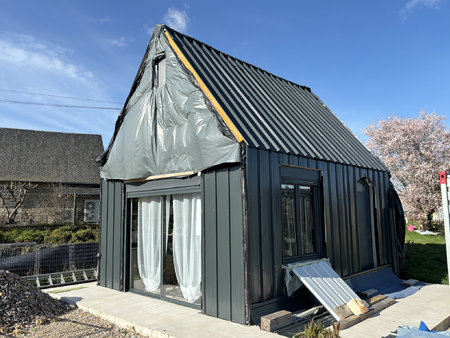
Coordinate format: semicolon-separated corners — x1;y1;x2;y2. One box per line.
364;111;450;229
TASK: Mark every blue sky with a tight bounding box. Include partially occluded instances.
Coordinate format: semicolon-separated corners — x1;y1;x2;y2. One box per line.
0;0;448;147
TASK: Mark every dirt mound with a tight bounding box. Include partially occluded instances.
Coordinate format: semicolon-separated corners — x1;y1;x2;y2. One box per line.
0;270;73;335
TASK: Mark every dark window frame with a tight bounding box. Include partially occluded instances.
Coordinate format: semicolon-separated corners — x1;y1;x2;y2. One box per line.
124;177;202;310
152;54;166;89
280;166;324;264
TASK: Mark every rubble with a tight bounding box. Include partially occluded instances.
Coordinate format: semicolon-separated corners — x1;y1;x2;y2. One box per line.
0;270;72;335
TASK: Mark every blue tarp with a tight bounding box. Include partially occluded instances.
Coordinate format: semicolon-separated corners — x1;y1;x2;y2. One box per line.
347;267;425;299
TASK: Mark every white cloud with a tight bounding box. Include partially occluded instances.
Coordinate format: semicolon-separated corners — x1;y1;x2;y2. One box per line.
163;8;189;33
400;0;441;21
99;16;111;23
0;34;94;82
107;37;129;47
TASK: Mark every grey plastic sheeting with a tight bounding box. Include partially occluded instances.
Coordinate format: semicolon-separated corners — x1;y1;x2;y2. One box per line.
100;26;240;180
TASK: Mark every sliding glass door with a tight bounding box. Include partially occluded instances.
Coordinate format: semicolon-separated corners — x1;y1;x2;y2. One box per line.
129;192;202;306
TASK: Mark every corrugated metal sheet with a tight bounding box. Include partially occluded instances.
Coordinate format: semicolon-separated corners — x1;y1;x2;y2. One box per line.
291;261;361;321
165;26;387;172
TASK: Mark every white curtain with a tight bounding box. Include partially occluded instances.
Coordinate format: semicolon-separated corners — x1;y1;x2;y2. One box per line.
172;192;202;303
137;196;162;293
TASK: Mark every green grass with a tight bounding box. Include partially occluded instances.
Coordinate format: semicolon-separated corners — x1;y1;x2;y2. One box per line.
402;230;449;284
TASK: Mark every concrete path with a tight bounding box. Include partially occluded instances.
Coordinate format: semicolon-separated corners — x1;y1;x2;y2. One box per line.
45;282;280;338
340;284;450;337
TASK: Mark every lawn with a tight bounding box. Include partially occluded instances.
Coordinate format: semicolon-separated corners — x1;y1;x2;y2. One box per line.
402;230;449;284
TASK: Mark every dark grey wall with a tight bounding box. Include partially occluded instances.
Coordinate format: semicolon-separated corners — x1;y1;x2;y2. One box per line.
99;179;124;291
203;165;246;324
245;147;395;307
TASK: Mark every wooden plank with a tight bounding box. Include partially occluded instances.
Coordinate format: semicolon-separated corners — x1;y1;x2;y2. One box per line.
339;297;395;330
333;304;353;320
123;171;195;184
368;294;387;306
106;181;114;289
346;298;369;316
260;310;292;332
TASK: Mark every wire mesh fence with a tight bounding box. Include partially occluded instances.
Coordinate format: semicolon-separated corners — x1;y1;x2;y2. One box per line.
0;242;99;276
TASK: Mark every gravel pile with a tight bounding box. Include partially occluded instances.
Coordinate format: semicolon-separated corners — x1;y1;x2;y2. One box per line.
0;270;73;335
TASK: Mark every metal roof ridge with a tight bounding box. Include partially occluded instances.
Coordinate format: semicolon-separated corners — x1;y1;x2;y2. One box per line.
162;25;312;93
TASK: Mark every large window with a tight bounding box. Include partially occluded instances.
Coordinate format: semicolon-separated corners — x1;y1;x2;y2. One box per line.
129;191;201;306
280;166;323;263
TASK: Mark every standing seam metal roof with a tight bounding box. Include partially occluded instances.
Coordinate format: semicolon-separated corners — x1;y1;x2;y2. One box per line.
165;26;386;171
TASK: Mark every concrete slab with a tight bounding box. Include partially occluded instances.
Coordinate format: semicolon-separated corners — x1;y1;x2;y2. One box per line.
340;284;450;337
44;283;280;338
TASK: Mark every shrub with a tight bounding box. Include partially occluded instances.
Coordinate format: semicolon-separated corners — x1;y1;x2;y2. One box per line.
46;226;73;244
71;229;97;243
293;320;340;338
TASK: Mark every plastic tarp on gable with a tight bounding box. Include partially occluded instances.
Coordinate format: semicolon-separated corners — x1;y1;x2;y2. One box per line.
100;26;240;180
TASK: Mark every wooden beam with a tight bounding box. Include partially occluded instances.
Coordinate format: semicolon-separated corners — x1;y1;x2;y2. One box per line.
124;171;196;184
260;310;292;332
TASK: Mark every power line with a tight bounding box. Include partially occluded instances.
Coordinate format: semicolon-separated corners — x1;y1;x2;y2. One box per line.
0;88;123;104
0;99;121;110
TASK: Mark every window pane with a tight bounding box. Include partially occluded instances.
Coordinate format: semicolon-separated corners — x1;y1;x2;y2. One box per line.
298;186;315;255
131;196;162;295
164;193;202;304
281;184;298;257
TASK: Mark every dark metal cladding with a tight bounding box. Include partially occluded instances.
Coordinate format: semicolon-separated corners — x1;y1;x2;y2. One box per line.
164;26;387;172
203;166;246;324
99;179;124;291
245;148;394;310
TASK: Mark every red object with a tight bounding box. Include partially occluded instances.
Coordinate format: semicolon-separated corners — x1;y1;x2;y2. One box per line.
440;171;447;184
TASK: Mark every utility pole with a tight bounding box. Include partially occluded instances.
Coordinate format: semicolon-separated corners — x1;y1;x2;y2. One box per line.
439;172;450;286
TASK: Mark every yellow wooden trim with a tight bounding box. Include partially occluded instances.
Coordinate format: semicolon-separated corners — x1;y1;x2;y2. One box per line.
124;171;196;184
164;31;246;144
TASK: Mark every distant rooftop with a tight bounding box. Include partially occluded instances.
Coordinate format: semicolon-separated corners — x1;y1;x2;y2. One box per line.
0;128;104;184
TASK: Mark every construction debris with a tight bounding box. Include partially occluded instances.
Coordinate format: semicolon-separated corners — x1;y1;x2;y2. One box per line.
0;270;73;335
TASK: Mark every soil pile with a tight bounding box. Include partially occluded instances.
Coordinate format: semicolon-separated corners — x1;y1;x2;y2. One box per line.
0;270;72;335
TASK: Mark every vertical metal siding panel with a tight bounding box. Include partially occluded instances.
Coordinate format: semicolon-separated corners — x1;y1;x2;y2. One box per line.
328;162;342;275
246;148;262;304
99;180;108;287
348;166;360;273
336;164;349;276
383;172;393;265
300;157;308;167
279;153;289;165
203;171;218;317
318;161;332;262
106;181;114;289
342;165;353;275
112;181;122;290
377;171;388;265
259;150;274;301
288;154;299;166
271;152;283;297
217;168;231;320
229;166;245;323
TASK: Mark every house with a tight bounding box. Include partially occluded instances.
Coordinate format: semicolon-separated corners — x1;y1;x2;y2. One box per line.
0;128;104;225
97;24;402;325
